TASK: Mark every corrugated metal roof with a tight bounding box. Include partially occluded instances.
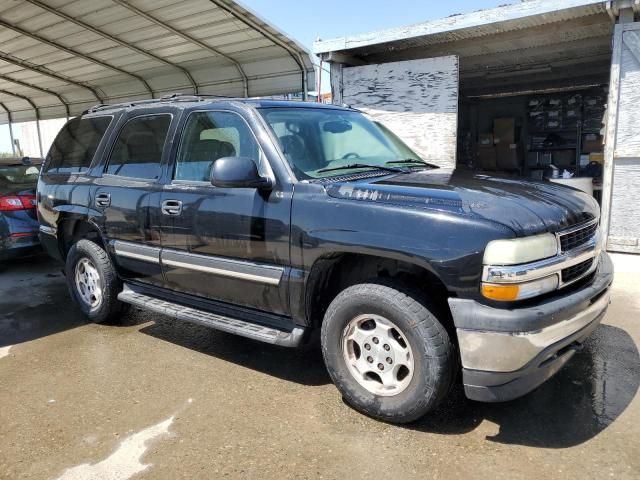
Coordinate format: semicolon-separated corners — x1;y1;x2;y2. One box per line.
313;0;609;56
0;0;315;124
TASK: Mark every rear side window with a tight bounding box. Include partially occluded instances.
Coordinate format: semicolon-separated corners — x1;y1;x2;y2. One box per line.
106;114;171;179
46;116;112;174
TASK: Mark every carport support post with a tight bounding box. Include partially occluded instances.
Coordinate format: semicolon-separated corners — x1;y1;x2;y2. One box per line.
8;120;15;155
35;114;43;158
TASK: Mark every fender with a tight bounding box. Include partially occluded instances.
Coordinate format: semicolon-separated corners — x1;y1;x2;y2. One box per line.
288;183;514;325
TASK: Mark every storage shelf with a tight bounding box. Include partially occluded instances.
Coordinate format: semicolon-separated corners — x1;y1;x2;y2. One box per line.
528;146;577;151
528;128;579;134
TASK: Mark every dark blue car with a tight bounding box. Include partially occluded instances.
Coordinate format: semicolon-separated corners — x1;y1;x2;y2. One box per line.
0;157;41;261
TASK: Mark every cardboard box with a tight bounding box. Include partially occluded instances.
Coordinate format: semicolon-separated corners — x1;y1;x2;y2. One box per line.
582;133;603;153
590;152;604;164
478;147;497;170
493;118;516;144
478;133;494;146
552;150;575;167
496;144;520;170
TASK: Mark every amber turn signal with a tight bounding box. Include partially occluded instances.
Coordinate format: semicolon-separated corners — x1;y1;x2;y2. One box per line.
481;283;520;301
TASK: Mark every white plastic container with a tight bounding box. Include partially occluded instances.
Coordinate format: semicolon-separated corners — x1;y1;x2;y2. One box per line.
549;177;594;196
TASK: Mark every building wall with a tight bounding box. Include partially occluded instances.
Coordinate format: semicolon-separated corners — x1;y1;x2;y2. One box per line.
331;56;459;168
604;24;640;254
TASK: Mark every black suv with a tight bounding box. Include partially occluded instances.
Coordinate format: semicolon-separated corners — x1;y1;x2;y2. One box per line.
38;96;613;423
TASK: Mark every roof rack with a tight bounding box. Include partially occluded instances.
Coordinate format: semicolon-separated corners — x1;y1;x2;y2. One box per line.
83;93;238;114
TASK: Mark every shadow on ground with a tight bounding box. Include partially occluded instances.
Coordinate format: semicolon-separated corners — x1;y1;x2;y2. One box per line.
0;255;88;347
140;317;330;387
409;324;639;448
142;316;639;449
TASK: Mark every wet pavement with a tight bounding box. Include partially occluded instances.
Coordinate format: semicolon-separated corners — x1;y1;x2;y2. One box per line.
0;253;639;480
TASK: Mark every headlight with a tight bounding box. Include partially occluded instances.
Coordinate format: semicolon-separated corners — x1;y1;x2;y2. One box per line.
483;233;558;265
481;274;559;301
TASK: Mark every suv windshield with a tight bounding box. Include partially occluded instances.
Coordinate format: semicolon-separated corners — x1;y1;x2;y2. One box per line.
258;107;432;179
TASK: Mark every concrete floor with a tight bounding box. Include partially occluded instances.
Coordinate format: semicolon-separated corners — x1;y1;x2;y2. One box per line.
0;254;638;480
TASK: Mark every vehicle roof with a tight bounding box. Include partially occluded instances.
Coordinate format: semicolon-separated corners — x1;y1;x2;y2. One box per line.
83;96;354;117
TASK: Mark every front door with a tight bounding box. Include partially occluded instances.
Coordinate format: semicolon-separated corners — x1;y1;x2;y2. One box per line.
159;110;291;315
93;113;173;287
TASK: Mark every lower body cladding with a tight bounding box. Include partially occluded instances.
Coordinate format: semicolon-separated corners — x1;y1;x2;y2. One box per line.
448;251;614;402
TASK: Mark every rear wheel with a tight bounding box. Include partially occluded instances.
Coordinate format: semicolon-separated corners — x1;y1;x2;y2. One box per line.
321;280;455;423
65;239;127;323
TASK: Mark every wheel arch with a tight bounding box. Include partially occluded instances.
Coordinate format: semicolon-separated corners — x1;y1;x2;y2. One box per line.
304;251;454;334
57;214;105;259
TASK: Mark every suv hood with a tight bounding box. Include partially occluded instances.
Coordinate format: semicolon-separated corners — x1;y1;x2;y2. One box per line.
324;168;599;236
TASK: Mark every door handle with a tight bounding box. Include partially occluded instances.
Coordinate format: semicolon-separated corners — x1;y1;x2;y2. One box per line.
162;199;183;216
95;193;111;208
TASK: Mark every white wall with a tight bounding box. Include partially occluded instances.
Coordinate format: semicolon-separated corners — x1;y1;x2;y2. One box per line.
331;56;459;167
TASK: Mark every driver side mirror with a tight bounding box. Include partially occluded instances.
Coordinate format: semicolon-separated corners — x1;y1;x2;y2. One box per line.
210;156;273;190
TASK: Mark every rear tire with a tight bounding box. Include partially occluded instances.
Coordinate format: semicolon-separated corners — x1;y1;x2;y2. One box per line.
321;279;455;423
65;239;127;324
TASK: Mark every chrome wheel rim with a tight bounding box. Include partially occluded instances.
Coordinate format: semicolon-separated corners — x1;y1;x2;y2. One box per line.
342;314;415;396
74;258;102;309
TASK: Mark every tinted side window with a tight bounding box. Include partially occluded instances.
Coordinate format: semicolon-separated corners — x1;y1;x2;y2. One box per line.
106;114;171;179
46;116;112;173
174;111;259;182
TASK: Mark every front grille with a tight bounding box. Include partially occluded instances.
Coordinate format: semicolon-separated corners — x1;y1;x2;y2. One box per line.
562;258;594;283
558;221;598;252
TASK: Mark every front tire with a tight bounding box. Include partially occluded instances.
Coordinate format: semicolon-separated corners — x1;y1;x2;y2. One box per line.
65;239;127;324
321;280;455;423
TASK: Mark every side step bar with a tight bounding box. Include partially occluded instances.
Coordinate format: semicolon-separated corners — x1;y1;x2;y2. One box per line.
118;285;305;347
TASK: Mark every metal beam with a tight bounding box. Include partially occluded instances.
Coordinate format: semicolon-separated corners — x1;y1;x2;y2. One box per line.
0;19;155;97
24;0;197;95
208;0;309;98
0;89;43;156
0;52;103;102
320;52;366;66
112;0;249;97
0;102;16;154
0;75;70;118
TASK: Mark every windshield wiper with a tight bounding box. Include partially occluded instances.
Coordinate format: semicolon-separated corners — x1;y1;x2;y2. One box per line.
316;163;405;174
386;159;439;169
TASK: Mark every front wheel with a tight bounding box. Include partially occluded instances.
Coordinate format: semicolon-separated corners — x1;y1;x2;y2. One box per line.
321;280;455;423
65;239;127;324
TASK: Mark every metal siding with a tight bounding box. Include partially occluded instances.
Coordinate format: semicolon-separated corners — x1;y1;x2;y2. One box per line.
337;56;459;168
605;23;640;254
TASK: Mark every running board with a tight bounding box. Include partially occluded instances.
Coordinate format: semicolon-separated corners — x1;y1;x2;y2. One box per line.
118;285;305;347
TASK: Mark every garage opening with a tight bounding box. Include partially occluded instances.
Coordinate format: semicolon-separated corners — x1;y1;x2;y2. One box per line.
457;41;613;203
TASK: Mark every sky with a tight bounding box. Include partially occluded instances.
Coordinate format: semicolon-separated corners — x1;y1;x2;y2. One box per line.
241;0;510;54
241;0;510;94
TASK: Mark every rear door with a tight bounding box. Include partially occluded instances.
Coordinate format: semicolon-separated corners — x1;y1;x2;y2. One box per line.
159;109;291;315
93;112;174;287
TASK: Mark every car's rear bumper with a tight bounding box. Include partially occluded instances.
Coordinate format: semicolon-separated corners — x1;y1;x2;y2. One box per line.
0;233;40;260
448;251;613;402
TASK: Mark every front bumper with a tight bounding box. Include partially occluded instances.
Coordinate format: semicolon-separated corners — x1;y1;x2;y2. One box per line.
448;251;613;402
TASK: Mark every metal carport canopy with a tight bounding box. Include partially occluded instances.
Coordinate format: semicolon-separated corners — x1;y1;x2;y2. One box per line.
0;0;315;125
